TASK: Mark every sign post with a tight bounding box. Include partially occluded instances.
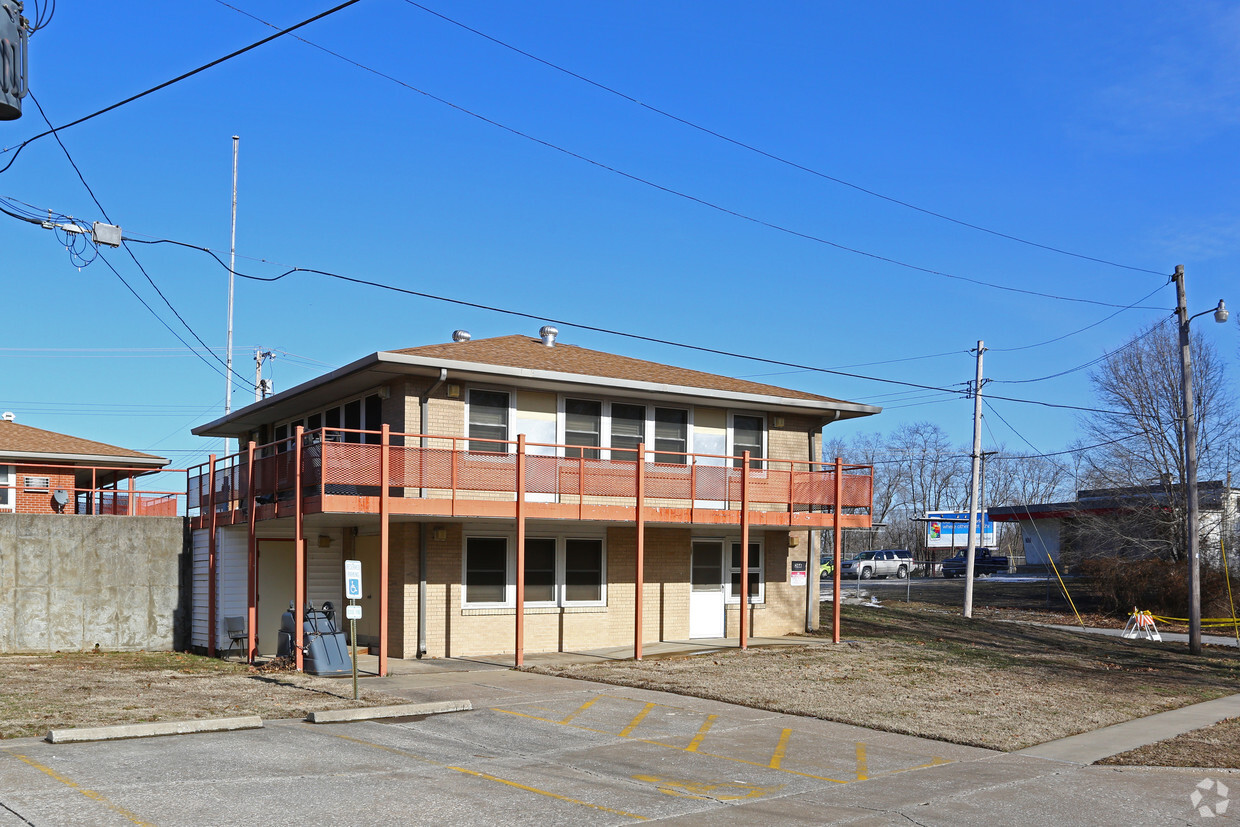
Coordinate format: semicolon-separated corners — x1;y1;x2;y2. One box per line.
344;559;362;701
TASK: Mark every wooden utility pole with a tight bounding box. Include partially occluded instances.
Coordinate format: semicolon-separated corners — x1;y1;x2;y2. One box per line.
963;341;984;619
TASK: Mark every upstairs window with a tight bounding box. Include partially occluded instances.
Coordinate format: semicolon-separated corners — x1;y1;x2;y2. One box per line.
732;414;764;470
610;403;645;462
654;408;688;464
468;390;510;453
564;399;601;460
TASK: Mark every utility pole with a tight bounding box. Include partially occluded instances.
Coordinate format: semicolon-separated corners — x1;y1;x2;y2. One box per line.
254;348;274;402
963;341;985;619
1174;265;1202;655
223;135;239;455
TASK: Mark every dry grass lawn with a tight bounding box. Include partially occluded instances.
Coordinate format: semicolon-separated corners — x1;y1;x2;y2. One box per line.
0;652;406;740
529;603;1240;753
1099;717;1240;768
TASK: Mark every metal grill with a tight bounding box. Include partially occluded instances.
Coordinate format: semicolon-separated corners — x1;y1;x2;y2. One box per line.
322;442;381;487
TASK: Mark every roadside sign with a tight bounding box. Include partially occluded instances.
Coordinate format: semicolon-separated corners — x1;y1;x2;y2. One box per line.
344;559;362;599
345;604;362;620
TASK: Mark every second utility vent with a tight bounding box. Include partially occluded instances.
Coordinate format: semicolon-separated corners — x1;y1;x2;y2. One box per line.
539;325;558;346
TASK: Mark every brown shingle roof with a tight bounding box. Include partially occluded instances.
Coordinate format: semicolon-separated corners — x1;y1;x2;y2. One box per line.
389;335;857;405
0;421;167;465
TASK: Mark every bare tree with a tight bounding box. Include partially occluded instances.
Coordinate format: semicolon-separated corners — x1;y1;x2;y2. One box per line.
1077;319;1237;561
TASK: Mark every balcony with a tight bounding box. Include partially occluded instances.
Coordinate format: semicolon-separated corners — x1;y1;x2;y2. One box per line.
188;428;873;531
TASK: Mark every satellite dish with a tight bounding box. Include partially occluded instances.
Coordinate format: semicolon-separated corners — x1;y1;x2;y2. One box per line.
52;490;69;506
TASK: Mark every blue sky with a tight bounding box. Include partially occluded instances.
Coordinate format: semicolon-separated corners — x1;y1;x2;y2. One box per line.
2;0;1237;473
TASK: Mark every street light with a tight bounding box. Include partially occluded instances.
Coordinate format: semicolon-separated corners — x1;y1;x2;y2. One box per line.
1174;264;1227;655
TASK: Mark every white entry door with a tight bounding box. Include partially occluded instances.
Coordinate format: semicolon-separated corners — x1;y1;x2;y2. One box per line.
689;541;725;638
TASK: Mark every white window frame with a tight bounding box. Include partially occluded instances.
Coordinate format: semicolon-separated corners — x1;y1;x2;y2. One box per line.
725;539;765;604
652;406;691;465
466;387;514;454
460;531;607;609
728;412;766;470
462;533;513;608
558;396;604;460
0;465;13;512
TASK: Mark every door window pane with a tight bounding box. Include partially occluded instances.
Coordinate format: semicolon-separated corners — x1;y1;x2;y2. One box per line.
524;538;557;603
610;403;645;462
465;537;507;604
344;399;362;443
733;414;764;469
469;390;509;452
564;539;603;602
654;408;688;464
692;541;723;592
564;399;601;460
364;394;383;444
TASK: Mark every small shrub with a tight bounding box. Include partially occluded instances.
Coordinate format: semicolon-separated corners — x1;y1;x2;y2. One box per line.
1079;557;1239;620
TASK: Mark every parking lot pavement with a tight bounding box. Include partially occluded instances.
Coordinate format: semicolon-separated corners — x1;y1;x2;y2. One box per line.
0;670;1235;825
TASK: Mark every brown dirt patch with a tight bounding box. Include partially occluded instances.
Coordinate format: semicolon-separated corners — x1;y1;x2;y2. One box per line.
1099;717;1240;768
529;604;1240;753
0;652;407;739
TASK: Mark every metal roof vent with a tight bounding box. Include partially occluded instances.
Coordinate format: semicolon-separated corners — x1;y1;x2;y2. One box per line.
451;330;471;343
1;412;13;422
539;325;558;347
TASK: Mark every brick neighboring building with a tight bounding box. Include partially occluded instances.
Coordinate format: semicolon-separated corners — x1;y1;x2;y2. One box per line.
190;330;881;669
0;416;169;515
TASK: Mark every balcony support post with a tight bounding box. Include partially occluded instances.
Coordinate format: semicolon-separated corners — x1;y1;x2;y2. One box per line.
294;426;305;672
379;424;390;677
832;456;844;644
740;451;750;650
246;441;257;663
515;434;526;667
635;442;645;661
207;454;217;657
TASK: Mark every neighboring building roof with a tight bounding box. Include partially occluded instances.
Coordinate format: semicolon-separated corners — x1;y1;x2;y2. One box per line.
989;481;1237;522
195;332;881;437
0;420;168;468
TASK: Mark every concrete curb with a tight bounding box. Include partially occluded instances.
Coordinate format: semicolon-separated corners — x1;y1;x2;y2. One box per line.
306;700;472;723
47;715;263;744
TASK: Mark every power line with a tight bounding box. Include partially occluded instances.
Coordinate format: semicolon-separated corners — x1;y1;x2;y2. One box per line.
209;2;1168;310
0;0;363;174
400;0;1166;277
26;93;252;392
989;283;1170;353
991;315;1174;385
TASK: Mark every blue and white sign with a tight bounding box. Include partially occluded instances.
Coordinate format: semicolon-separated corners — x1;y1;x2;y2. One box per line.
344;559;363;600
925;511;996;548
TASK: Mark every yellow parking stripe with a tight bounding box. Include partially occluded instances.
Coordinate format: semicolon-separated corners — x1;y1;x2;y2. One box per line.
320;729;646;821
561;695;601;725
769;729;792;770
447;766;646;820
619;703;656;738
492;705;849;784
10;753;154;827
686;714;717;752
855;743;868;781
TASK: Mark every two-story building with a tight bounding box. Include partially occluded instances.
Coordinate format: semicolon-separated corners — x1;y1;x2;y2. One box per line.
189;329;879;672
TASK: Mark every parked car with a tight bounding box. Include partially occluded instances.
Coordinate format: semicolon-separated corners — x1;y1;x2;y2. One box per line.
941;548;1008;578
840;549;914;580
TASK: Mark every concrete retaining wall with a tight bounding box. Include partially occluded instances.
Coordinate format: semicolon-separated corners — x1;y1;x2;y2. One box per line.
0;514;189;652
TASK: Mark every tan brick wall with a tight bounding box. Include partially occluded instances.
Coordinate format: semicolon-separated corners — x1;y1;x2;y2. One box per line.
768;413;821;464
387;522;806;659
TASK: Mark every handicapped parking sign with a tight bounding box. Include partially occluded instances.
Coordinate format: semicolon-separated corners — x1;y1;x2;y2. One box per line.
344;559;362;600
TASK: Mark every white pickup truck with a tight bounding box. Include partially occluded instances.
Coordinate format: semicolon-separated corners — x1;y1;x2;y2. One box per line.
839;549;914;580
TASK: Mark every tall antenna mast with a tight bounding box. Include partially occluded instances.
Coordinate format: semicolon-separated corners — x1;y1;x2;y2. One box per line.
224;135;239;455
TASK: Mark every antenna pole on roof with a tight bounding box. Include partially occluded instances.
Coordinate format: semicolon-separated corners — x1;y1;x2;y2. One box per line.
223;135;239;456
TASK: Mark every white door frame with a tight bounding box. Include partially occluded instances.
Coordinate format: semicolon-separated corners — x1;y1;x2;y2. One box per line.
689;540;726;638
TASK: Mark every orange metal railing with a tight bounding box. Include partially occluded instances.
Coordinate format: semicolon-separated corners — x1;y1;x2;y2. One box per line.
187;429;872;521
1;462;187;516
